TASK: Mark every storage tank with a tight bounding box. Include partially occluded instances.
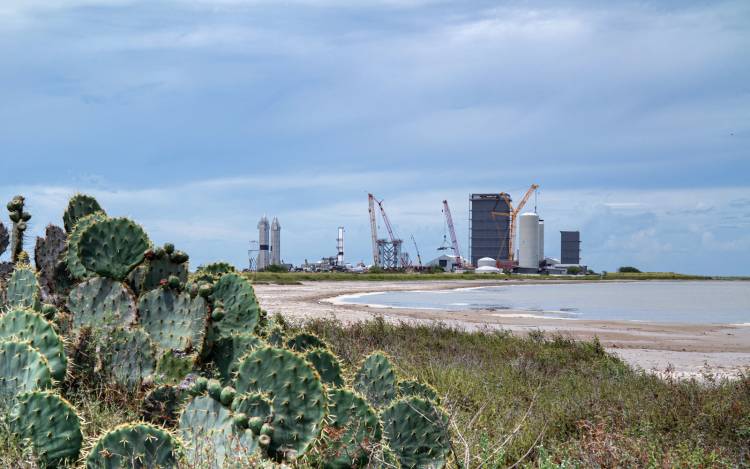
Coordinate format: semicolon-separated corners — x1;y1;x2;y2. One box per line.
257;216;270;270
538;219;544;262
518;213;540;269
270;217;281;265
477;257;496;268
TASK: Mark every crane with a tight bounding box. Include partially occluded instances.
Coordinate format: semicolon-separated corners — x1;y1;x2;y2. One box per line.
368;194;380;266
376;197;410;268
491;183;539;263
411;235;423;268
442;200;463;267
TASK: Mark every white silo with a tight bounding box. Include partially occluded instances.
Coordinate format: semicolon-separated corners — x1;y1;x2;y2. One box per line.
257;216;270;270
518;213;540;269
538;219;544;262
270;217;281;265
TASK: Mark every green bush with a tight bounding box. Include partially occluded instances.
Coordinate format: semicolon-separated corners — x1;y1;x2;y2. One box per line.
618;266;642;273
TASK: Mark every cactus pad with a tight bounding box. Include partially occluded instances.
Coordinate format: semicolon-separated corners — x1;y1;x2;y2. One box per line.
0;340;52;403
381;397;451;469
85;422;181;469
179;394;258;468
354;352;397;409
10;390;83;465
139;288;208;353
210;333;265;383
306;348;345;388
156;350;195;385
0;308;67;381
319;388;382;469
63;193;104;233
5;264;41;310
142;384;186;427
397;379;439;403
231;392;274;424
139;243;189;292
287;332;327;352
65;211;107;280
103;328;156;390
78;217;150;280
0;221;8;255
66;277;137;331
210;273;260;337
236;345;326;459
34;224;67;300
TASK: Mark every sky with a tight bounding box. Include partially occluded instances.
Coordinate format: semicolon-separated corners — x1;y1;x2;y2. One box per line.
0;0;748;275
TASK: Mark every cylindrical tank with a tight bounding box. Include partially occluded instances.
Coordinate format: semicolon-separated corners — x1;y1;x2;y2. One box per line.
538;219;544;262
257;216;270;270
477;257;496;268
337;227;344;266
270;217;281;265
518;213;540;269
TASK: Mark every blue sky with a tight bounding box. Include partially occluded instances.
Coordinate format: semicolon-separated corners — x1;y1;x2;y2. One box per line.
0;0;748;275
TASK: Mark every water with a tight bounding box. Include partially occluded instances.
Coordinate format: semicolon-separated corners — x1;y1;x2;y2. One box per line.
338;281;750;324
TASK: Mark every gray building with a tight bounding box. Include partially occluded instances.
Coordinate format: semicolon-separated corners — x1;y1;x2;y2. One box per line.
560;231;581;264
469;193;511;266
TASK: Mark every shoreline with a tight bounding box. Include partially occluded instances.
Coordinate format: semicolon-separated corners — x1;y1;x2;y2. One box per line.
253;279;750;380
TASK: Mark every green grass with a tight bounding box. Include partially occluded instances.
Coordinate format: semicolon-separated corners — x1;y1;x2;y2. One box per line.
3;319;748;468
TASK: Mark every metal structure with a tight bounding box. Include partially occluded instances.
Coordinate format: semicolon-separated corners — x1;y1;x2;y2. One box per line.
247;240;259;271
377;239;403;269
518;212;540;269
469;194;511;267
538;219;545;261
270;217;281;266
490;184;539;264
442;200;463;267
336;227;345;266
561;231;581;264
368;193;409;269
368;194;380;266
257;216;270;270
411;235;422;268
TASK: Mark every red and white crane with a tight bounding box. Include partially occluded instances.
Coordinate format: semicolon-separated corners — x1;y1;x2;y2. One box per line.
442;200;463;267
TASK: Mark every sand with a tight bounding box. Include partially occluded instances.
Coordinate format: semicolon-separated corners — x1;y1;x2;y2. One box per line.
253;279;750;380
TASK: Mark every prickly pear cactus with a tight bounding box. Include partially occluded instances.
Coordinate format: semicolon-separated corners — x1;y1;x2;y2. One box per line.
231;392;274;423
354;352;397;409
306;348;345;388
66;277;137;331
381;397;451;469
236;345;327;459
85;422;181;469
156;350;195;385
319;388;382;469
287;332;327;352
179;394;258;468
10;390;83;466
63;193;104;234
7;195;31;263
0;308;67;381
65;211;107;280
78;217;150;280
139;288;207;352
397;379;439;403
142;384;186;427
139;243;189;292
210;333;265;383
5;264;41;310
193;261;236;283
0;340;52;403
0;221;8;256
103;328;156;390
34;225;68;302
210;273;261;337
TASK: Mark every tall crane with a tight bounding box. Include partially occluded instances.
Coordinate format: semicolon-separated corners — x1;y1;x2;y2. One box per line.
368;194;379;266
376;198;410;268
442;200;463;267
491;184;539;263
411;235;423;268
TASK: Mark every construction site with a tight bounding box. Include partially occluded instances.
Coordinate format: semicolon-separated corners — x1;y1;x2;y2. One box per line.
249;184;585;275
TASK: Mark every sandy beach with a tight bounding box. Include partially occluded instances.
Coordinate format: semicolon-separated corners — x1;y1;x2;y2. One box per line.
254;279;750;380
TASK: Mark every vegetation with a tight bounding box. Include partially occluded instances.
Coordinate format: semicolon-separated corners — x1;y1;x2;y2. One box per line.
618;266;642;273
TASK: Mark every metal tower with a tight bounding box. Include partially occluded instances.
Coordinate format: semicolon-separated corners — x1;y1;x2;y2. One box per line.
270;217;281;265
257;216;270;270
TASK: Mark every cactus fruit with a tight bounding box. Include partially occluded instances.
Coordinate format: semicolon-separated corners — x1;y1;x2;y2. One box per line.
139;288;208;353
194;262;236;283
0;340;52;403
85;422;181;469
65;211;107;279
210;333;265;383
306;348;345;388
66;277;137;331
287;332;327;352
143;384;186;427
354;352;397;409
381;397;451;469
231;392;274;425
10;390;83;466
179;394;258;468
7;195;30;263
137;242;190;292
0;308;67;381
397;379;439;403
78;217;150;280
103;328;156;390
156;350;195;385
210;273;261;337
236;345;327;459
34;224;67;301
319;388;382;469
5;264;41;310
62;193;104;234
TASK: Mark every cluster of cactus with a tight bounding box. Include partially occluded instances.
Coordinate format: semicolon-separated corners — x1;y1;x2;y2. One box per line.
0;193;453;468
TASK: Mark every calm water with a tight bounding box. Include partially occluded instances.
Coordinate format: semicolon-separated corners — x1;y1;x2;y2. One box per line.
340;281;750;324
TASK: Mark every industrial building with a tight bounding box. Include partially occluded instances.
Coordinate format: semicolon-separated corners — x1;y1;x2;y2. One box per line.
469;193;511;267
257;216;270;270
270;217;281;265
561;231;581;264
517;212;541;272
